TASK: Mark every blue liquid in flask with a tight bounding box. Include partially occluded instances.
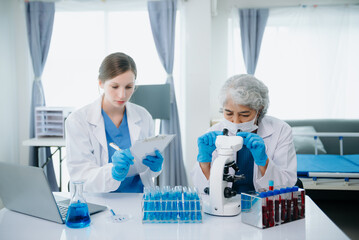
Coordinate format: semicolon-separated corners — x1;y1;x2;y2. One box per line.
66;181;91;228
66;201;91;228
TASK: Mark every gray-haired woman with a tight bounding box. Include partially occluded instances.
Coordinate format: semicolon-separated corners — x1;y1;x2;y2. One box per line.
191;74;297;194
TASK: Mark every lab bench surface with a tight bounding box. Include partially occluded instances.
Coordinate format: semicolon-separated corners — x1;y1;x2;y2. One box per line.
0;193;349;240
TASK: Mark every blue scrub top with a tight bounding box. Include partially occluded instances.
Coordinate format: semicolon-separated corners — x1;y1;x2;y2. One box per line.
232;145;255;194
102;109;144;193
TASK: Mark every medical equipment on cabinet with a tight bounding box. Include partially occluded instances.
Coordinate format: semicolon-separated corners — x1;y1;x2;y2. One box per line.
202;129;245;216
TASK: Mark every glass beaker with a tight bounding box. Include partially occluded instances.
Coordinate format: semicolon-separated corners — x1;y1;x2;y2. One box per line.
65;181;91;228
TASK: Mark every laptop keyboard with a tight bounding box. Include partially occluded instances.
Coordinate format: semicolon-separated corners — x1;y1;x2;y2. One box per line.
57;202;69;219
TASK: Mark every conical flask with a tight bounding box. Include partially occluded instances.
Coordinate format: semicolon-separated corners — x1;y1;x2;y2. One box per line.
66;181;91;228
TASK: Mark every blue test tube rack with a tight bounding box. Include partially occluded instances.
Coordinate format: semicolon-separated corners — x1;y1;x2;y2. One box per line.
142;186;203;224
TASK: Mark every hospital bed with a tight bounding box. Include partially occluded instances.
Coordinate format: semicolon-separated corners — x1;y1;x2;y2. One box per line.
286;119;359;191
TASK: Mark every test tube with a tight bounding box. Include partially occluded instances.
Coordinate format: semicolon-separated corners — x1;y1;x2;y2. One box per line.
269;180;274;191
165;188;173;222
280;188;286;223
188;187;196;222
143;187;150;221
161;186;170;222
193;188;202;222
273;189;281;225
170;189;178;222
175;186;184;221
154;186;161;221
183;186;190;221
300;189;305;218
148;187;155;221
285;187;292;222
292;186;299;220
267;191;275;227
259;192;268;228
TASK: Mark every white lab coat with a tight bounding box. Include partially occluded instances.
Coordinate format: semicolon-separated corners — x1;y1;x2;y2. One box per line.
191;116;297;193
65;96;160;193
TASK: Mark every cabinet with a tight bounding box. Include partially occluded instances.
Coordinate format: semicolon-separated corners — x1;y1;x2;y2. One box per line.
35;107;73;138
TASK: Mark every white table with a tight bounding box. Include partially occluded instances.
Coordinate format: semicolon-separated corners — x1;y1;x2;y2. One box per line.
0;193;349;240
23;137;66;191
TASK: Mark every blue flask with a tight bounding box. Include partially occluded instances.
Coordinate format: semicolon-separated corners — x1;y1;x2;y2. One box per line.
66;181;91;228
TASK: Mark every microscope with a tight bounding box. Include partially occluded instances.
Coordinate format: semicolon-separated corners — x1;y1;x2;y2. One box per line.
203;129;245;216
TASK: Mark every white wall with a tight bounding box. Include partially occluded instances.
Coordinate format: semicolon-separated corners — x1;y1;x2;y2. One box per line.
0;0;31;166
210;3;231;121
15;2;32;166
180;0;212;185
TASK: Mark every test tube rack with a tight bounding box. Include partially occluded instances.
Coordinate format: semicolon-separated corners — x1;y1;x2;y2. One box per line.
142;186;203;224
241;187;305;229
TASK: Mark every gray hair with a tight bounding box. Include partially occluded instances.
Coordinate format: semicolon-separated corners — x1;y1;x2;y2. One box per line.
219;74;269;122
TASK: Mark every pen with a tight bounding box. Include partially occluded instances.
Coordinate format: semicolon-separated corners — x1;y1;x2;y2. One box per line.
109;142;121;151
108;207;127;222
110;208;116;216
109;142;135;162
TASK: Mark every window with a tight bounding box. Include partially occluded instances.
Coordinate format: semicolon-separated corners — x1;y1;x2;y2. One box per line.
43;2;180;109
42;1;181;191
229;6;359;120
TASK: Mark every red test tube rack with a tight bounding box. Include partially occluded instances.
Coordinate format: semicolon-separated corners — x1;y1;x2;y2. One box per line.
241;187;305;229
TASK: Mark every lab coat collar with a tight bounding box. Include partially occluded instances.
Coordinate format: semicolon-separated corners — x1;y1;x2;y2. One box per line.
87;96;104;126
87;96;108;156
86;96;142;148
257;116;274;139
125;102;141;144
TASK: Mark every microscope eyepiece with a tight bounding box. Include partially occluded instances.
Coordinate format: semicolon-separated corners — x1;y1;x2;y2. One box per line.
223;128;229;136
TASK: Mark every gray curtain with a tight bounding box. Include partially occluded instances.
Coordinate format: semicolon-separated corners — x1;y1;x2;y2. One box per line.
239;9;269;75
148;0;188;187
26;2;58;191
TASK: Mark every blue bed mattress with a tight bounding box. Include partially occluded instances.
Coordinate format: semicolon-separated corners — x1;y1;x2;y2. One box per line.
297;154;359;176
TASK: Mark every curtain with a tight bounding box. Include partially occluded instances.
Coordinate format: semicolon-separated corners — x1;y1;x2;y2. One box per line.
239;8;269;75
255;5;359;120
147;0;188;187
26;1;58;191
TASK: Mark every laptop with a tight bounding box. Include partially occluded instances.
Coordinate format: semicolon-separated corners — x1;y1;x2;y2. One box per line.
0;162;107;224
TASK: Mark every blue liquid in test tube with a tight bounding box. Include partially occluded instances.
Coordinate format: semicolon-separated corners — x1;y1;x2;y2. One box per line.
176;188;185;221
182;187;189;221
165;190;172;221
171;190;178;221
148;188;155;221
197;199;202;220
143;188;150;221
154;187;161;221
161;186;169;222
188;187;196;222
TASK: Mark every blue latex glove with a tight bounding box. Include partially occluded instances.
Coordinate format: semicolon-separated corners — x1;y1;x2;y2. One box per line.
111;148;134;181
142;150;164;172
237;132;268;166
197;131;222;163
